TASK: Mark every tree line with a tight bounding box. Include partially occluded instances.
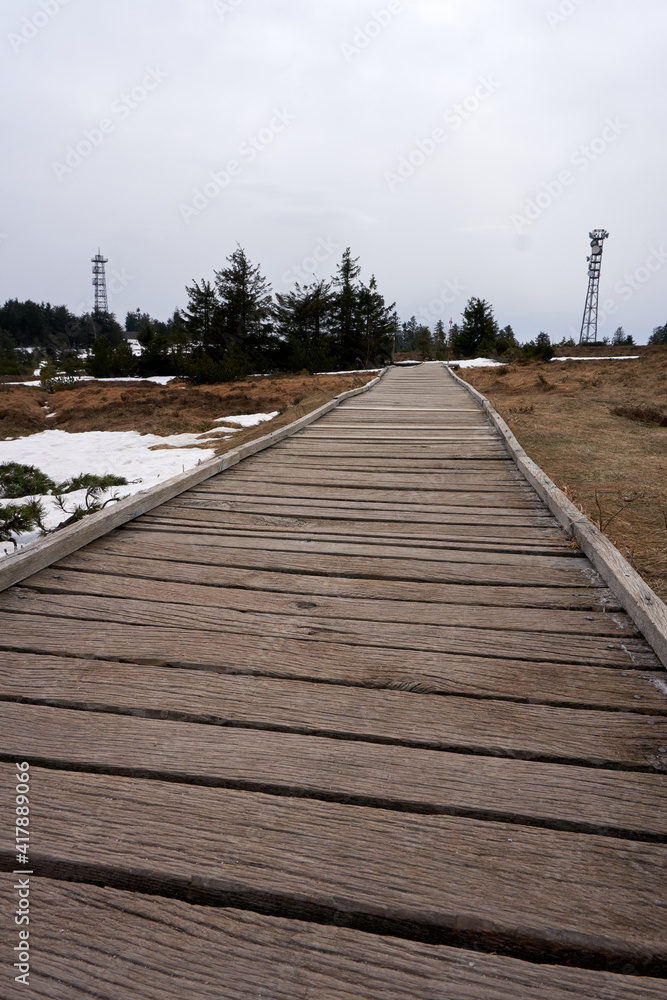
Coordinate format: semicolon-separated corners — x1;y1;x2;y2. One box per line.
0;245;660;381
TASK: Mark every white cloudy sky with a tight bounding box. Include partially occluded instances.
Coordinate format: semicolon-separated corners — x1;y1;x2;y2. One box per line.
1;0;666;343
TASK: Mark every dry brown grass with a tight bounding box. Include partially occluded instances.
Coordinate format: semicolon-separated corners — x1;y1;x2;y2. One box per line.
0;372;377;442
460;348;667;602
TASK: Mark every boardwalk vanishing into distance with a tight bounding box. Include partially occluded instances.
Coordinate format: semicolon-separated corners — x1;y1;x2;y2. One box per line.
1;363;666;998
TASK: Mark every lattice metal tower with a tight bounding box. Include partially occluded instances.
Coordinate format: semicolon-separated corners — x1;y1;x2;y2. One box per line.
91;249;109;314
579;229;609;344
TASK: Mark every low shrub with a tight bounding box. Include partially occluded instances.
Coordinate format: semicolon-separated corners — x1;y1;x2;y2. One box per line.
0;499;46;547
0;462;56;498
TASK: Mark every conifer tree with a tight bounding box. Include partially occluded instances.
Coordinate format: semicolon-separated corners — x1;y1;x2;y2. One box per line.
356;276;396;368
182;279;218;353
214;246;274;359
453;298;499;357
332;248;362;366
274;280;336;372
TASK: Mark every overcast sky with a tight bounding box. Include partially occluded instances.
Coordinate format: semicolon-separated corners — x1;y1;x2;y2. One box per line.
2;0;665;343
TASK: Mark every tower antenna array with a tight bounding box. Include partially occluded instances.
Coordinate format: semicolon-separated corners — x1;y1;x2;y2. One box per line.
91;249;109;314
579;229;609;344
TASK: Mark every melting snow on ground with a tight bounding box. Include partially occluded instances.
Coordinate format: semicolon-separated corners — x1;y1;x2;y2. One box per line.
551;356;640;362
9;375;179;388
0;411;279;557
447;358;507;368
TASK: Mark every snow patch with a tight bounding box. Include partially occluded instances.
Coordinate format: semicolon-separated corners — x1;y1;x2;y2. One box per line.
446;358;507;369
314;369;382;375
551;356;640;362
7;375;177;387
0;407;282;557
213;411;279;428
0;428;216;557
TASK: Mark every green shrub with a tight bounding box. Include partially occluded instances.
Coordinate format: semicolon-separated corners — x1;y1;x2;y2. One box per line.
0;462;57;498
0;499;46;547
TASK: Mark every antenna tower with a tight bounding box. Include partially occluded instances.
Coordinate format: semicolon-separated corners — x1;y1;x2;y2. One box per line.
91;249;109;314
579;229;609;344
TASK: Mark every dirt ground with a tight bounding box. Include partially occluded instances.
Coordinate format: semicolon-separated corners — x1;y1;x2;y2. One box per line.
0;372;378;451
459;348;667;602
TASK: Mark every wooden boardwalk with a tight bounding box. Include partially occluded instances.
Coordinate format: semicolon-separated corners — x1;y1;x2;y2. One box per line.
1;363;666;998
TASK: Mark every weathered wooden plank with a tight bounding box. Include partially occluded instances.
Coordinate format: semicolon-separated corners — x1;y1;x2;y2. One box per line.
0;593;656;667
3;702;667;835
274;444;508;456
1;765;665;972
221;468;530;495
192;479;543;509
54;530;602;588
252;455;521;473
50;551;620;611
339;404;482;410
19;568;636;636
136;513;570;554
182;490;556;523
115;527;586;572
0;594;658;676
295;433;500;442
272;444;508;457
4;639;664;715
158;498;563;539
239;464;523;487
5;881;665;1000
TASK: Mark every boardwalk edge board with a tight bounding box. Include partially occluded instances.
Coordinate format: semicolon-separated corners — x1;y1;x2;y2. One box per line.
446;364;667;669
0;370;387;593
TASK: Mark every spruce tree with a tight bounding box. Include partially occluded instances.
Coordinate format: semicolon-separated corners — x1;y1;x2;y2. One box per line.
274;280;336;372
356;276;396;368
182;279;219;354
332;248;362;367
214;246;274;360
453;298;499;357
434;319;447;360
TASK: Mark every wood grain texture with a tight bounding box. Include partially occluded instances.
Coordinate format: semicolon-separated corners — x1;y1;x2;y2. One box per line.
101;524;591;572
3;881;665;1000
180;489;556;523
39;551;620;610
2;701;666;836
59;530;596;588
2;648;665;715
1;765;665;972
220;467;532;495
18;567;635;636
137;508;570;548
192;478;545;509
150;502;566;544
1;591;654;667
